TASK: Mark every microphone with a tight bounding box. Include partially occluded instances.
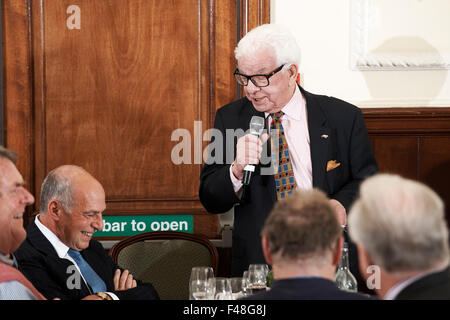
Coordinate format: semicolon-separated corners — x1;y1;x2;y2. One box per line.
242;116;265;185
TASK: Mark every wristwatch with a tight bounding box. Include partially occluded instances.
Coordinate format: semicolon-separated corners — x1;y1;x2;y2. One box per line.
96;292;111;300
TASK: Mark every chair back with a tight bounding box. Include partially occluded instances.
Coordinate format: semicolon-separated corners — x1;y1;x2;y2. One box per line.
110;231;219;300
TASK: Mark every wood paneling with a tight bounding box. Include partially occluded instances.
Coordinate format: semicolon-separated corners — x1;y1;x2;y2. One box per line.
363;108;450;226
3;0;270;240
369;137;418;180
33;0;210;210
419;137;450;215
3;0;35;199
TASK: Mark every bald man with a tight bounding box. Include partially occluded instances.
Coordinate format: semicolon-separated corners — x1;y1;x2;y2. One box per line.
15;165;159;300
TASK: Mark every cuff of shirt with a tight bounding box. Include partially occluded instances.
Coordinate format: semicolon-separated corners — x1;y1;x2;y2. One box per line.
229;163;243;196
106;292;119;300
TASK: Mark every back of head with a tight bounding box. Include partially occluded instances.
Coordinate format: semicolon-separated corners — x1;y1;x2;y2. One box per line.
348;174;449;274
262;189;342;267
234;23;301;68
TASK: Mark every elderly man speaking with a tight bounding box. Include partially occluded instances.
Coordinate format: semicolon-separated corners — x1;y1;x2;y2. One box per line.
199;23;378;277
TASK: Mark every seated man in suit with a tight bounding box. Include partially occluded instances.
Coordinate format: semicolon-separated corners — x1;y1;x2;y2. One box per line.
243;188;373;300
0;146;45;300
348;173;450;300
15;165;159;300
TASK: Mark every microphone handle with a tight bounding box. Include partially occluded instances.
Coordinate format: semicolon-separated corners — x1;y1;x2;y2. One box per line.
242;164;255;186
241;131;261;186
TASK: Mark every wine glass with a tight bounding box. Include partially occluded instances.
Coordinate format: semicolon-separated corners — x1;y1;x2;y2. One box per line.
249;264;269;276
189;266;214;300
246;268;267;295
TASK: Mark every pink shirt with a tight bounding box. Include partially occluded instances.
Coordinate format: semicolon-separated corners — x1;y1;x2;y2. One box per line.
230;86;313;193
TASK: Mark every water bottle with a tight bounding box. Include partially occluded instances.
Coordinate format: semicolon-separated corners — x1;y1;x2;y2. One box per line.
334;242;358;292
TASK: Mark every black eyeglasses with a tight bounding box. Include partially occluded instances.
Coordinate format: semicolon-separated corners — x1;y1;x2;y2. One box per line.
234;64;285;87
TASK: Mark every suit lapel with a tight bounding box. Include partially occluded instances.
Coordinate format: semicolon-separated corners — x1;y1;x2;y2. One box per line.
302;87;330;192
26;219;93;297
26;219;60;258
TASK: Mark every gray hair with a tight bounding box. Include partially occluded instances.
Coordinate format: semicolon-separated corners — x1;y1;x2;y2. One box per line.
262;188;342;268
348;174;449;274
39;168;75;214
234;24;301;69
0;146;17;164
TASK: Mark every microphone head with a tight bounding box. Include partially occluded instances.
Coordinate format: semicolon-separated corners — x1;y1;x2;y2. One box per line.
249;116;265;136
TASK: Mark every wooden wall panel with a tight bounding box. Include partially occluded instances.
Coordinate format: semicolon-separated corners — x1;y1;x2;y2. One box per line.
419;136;450;214
2;0;35;202
364;108;450;227
33;0;209;210
369;136;418;180
3;0;270;240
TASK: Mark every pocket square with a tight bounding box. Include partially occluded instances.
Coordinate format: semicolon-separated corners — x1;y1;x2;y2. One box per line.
326;160;341;172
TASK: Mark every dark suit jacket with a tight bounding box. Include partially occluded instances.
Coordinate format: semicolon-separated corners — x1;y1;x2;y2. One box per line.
241;277;375;300
395;267;450;300
199;86;378;276
14;221;159;300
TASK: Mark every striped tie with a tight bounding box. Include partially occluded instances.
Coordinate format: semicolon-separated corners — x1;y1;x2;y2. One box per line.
270;112;297;200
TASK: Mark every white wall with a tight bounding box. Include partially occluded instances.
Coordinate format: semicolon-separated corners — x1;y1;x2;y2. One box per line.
271;0;450;108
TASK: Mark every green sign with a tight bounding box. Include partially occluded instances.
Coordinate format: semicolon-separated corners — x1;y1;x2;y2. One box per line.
94;215;194;237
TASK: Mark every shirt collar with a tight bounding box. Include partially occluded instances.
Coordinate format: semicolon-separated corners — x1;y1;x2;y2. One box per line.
265;85;304;121
34;215;71;259
0;252;14;266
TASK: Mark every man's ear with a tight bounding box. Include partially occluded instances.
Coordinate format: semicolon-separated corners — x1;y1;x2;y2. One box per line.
288;64;299;80
261;236;273;266
48;200;63;220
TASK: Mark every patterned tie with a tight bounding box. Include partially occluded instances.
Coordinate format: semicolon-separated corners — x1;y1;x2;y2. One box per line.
68;248;107;293
270;112;297;200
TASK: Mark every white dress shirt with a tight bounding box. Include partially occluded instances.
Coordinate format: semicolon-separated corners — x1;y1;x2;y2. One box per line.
231;85;313;193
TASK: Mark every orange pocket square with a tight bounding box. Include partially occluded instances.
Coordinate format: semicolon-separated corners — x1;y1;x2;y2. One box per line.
326;160;341;172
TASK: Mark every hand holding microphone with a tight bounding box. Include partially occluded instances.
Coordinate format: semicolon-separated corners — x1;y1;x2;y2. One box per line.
232;116;269;185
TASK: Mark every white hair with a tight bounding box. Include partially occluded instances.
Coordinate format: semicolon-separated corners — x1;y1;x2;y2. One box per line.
348;174;449;274
234;24;301;68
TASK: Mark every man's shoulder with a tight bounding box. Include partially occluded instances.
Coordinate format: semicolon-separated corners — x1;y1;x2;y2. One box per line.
303;88;362;117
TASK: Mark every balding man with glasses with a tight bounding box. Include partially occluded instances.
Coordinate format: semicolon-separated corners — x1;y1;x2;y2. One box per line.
199;24;378;281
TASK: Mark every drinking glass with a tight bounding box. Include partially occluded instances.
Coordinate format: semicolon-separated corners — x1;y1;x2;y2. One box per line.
230;277;245;300
207;277;232;300
242;271;249;297
246;268;267;295
249;264;269;277
189;266;214;300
